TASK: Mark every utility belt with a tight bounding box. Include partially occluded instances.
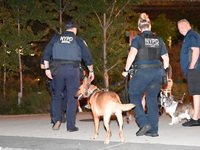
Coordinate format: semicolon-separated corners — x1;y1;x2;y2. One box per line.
129;63;167;85
129;64;161;75
133;64;162;69
53;60;80;67
50;60;80;75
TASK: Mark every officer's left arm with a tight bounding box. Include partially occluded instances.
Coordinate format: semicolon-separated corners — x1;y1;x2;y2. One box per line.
189;47;199;69
43;36;57;62
42;34;59;79
40;57;45;69
44;60;53;79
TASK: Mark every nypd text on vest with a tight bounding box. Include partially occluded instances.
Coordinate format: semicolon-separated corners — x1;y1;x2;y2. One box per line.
60;36;73;43
145;38;159;47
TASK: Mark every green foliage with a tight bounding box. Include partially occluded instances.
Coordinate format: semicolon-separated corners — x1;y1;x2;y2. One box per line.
72;0;141;86
151;14;176;47
172;81;192;103
22;90;51;114
0;0;51;100
0;89;51;115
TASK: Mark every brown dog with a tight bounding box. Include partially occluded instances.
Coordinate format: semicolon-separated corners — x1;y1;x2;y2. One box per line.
75;77;135;144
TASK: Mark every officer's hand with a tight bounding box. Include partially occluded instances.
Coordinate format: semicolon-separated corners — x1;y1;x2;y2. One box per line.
45;70;53;79
89;72;94;82
122;71;128;77
40;64;45;69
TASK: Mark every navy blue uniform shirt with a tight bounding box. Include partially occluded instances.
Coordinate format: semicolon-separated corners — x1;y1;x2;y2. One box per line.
180;29;200;77
130;31;168;65
42;31;93;66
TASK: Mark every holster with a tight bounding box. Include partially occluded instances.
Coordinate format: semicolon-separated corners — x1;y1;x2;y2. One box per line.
49;61;61;76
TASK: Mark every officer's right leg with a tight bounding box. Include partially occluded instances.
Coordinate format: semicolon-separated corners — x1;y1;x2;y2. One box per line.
65;67;80;131
129;72;151;128
51;72;65;128
129;69;152;136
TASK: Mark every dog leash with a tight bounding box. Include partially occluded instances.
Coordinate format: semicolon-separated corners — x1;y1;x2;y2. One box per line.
124;75;131;124
180;88;188;101
101;77;127;91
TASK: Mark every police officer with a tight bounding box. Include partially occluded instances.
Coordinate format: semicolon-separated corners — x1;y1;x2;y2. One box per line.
122;13;169;137
43;21;94;132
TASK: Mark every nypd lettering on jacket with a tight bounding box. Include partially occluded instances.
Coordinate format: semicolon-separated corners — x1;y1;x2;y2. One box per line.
52;34;81;61
145;38;160;48
60;36;73;43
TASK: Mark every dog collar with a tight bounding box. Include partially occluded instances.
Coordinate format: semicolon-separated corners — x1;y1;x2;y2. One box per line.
85;84;91;96
88;88;99;99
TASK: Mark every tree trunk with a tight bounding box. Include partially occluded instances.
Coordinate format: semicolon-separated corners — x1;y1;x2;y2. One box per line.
3;65;6;99
59;0;63;34
17;18;23;105
103;13;109;89
18;49;23;105
2;19;6;99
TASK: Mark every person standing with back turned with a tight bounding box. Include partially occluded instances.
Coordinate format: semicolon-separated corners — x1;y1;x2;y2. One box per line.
177;19;200;126
42;20;94;132
122;13;169;137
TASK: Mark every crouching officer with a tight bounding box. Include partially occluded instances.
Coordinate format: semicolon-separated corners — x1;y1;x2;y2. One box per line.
122;13;169;137
42;21;94;132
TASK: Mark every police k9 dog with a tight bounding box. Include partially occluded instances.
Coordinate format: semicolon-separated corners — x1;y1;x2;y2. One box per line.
160;92;193;125
75;77;135;144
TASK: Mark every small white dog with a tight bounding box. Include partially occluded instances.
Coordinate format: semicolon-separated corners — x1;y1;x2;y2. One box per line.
159;92;193;125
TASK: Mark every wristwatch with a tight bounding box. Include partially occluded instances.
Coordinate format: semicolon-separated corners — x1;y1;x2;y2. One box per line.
123;69;129;72
45;68;50;71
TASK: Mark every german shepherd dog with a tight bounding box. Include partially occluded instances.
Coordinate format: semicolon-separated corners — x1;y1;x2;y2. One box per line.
75;77;135;144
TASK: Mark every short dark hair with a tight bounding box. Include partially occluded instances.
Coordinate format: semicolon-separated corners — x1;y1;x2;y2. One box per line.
65;21;78;29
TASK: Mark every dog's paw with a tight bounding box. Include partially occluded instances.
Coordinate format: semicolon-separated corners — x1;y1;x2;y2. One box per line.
121;138;126;143
104;139;110;144
90;134;98;139
169;122;174;125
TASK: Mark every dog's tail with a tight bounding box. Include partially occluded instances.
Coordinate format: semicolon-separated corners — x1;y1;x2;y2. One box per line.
117;103;135;111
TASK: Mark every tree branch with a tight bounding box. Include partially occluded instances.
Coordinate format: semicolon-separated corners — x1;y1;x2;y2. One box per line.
49;3;59;12
106;59;121;73
61;3;67;14
115;0;131;18
88;0;103;28
107;0;116;25
107;0;131;29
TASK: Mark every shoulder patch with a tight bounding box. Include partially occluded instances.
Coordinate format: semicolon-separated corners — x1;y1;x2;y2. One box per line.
83;40;88;47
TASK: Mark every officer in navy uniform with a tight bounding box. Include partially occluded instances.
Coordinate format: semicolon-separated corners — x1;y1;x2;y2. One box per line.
42;21;94;132
122;13;169;137
178;19;200;126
